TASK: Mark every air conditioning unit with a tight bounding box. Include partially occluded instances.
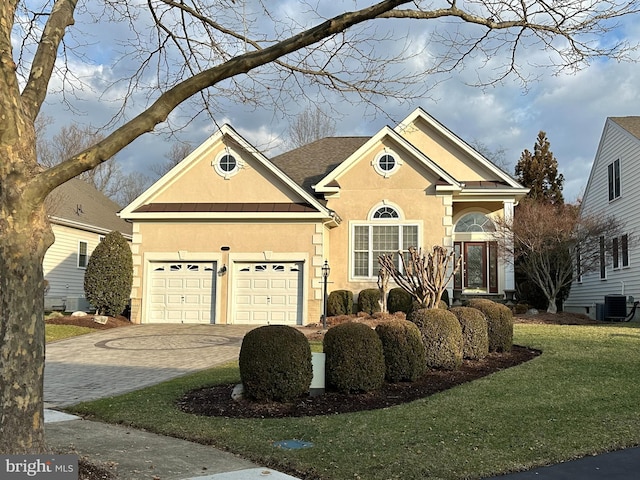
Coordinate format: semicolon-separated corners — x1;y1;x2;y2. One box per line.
605;295;627;321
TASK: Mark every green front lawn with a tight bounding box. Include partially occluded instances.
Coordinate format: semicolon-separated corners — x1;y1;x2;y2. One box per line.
45;324;95;343
68;324;640;480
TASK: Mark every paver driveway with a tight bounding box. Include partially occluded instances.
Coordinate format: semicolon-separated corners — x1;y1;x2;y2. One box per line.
44;324;257;407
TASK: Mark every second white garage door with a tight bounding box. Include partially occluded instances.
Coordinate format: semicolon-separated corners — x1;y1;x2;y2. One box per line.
234;262;303;325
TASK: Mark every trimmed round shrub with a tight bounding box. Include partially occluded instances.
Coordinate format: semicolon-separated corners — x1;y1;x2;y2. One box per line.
84;230;133;316
387;288;413;314
449;306;489;360
324;322;385;393
357;288;382;315
239;325;312;402
407;308;463;370
375;320;426;382
467;299;513;352
327;290;354;316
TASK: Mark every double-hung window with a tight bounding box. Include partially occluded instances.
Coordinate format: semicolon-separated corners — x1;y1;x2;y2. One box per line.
78;241;88;268
599;236;606;280
612;234;629;269
608;159;621;201
352;206;418;278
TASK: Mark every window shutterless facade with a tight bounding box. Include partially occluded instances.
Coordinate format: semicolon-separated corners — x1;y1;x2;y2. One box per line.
612;234;629;269
352;224;418;278
78;241;88;268
608;159;621;201
599;236;606;279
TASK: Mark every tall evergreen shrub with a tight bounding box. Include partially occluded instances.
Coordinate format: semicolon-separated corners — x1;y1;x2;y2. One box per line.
84;231;132;316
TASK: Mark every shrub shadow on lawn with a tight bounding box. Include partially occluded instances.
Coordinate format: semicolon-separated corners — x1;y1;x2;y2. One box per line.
178;345;540;419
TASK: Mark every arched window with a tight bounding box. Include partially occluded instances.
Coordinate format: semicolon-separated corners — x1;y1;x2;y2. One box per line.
455;213;495;233
372;206;399;219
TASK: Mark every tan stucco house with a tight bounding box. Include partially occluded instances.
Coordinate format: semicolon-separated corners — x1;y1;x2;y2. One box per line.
120;107;528;325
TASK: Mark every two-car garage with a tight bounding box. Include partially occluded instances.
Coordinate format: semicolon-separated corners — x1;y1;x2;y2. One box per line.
147;260;303;325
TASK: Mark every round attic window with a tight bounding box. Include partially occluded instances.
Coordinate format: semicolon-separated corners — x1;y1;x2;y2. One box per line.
373;150;401;177
213;150;241;178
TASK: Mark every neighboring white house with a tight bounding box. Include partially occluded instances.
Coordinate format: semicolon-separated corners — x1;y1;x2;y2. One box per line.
44;178;132;311
564;117;640;319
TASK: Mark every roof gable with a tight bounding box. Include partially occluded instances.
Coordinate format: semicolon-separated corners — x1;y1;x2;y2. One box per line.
312;126;461;193
120;125;331;220
610;116;640;140
581;116;640;212
47;178;132;236
395;107;523;188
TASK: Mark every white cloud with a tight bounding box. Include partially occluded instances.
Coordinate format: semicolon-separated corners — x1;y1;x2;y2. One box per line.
34;1;640;205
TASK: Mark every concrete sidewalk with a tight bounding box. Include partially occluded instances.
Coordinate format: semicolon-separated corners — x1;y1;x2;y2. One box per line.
45;410;298;480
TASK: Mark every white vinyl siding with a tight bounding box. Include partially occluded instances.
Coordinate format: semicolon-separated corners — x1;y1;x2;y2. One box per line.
565;119;640;314
43;224;107;307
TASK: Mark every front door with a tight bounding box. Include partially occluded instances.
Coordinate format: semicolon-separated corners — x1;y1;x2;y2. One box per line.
464;242;487;290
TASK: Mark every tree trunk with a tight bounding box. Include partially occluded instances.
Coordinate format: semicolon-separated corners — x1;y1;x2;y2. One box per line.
0;136;54;453
0;212;52;453
546;296;558;314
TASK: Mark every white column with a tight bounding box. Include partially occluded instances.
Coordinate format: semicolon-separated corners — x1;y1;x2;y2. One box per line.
503;200;515;291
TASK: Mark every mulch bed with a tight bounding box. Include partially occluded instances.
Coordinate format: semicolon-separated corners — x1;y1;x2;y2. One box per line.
178;345;540;419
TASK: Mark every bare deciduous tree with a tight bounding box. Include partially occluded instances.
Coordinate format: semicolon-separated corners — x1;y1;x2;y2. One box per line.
494;200;626;313
3;0;640;454
379;246;461;309
150;142;194;178
287;107;337;148
38;123;124;198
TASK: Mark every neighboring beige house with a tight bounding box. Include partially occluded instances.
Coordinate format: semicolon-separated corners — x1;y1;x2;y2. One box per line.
44;178;133;311
120;107;528;325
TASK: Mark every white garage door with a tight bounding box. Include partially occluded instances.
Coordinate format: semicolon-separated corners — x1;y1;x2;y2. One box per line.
149;262;216;323
234;262;303;325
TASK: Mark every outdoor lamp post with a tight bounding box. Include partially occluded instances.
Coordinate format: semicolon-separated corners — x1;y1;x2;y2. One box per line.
322;260;330;329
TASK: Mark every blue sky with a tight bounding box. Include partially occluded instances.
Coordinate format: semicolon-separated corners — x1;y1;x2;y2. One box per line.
34;1;640;204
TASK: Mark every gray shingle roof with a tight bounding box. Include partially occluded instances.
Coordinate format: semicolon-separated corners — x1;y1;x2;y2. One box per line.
47;178;132;235
271;137;369;194
610;117;640;140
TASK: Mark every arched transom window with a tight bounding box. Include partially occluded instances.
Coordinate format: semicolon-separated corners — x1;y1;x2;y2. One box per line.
372;206;399;219
455;212;496;233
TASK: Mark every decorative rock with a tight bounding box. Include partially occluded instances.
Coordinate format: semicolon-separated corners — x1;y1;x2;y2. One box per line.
231;383;245;401
71;311;88;317
93;315;108;325
526;308;539;316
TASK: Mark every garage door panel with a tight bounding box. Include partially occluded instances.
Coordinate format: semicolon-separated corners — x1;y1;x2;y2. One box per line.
253;295;270;306
148;261;216;324
253;279;269;289
151;278;167;288
269;295;286;305
234;262;303;325
270;279;287;289
167;278;185;289
184;279;202;289
236;295;251;305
